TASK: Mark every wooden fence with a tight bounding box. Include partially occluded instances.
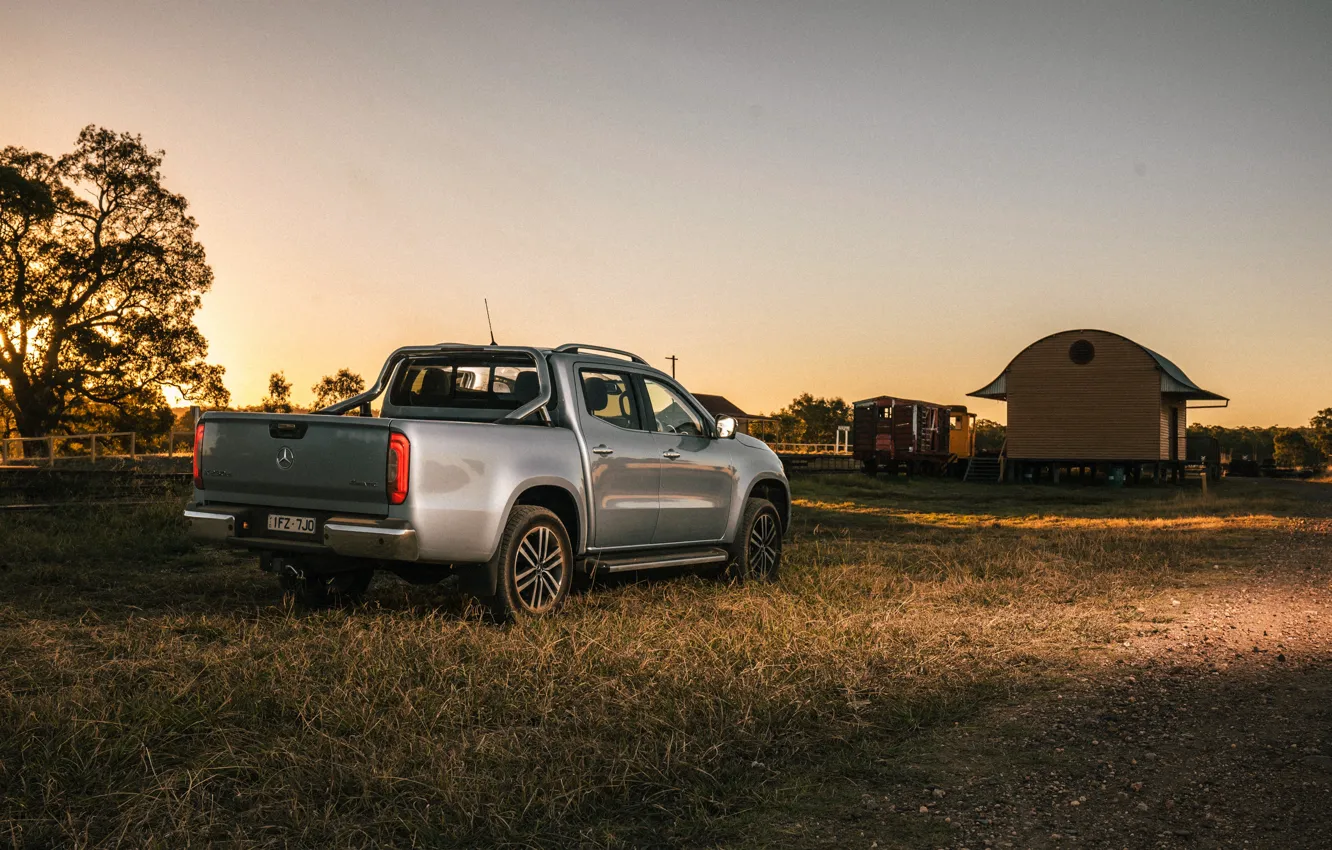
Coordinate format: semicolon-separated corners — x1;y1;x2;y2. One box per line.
0;431;196;465
769;427;853;456
768;443;852;455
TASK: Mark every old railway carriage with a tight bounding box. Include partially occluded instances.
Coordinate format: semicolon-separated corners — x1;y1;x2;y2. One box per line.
852;396;958;476
968;329;1227;483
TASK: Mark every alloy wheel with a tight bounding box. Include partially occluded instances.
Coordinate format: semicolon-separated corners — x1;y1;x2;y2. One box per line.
748;512;780;576
514;525;566;612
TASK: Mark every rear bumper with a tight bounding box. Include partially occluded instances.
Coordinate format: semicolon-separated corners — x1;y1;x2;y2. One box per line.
184;509;238;542
185;506;419;561
323;519;419;560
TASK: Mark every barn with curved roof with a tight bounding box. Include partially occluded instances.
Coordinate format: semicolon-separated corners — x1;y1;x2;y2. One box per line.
969;329;1227;480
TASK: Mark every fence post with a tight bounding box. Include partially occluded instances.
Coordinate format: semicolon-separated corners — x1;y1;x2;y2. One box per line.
48;436;55;466
92;434;98;463
130;432;136;461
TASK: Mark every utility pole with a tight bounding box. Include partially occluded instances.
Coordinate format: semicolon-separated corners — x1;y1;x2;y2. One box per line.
666;355;678;378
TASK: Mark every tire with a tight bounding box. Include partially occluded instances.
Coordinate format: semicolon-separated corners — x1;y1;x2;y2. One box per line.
485;505;573;621
279;568;373;607
725;497;783;584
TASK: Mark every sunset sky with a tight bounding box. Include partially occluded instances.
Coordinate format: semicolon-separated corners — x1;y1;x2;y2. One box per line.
4;1;1329;426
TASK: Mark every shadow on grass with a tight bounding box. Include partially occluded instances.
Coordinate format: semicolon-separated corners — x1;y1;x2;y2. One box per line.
2;480;1330;847
834;651;1332;849
3;478;1328;622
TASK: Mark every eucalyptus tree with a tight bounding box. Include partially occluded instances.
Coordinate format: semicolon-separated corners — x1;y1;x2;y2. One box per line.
311;368;365;410
0;126;228;448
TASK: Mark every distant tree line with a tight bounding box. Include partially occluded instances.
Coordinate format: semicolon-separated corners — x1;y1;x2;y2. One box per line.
0;363;368;447
756;394;851;444
257;369;366;414
1189;408;1332;470
973;419;1005;453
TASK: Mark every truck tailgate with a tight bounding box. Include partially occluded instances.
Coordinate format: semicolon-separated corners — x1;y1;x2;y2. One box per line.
198;413;392;515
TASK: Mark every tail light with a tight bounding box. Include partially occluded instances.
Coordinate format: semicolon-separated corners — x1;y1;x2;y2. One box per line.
192;421;206;489
387;432;410;505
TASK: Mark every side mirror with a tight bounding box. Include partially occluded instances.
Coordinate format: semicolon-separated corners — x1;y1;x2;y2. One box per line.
715;415;738;439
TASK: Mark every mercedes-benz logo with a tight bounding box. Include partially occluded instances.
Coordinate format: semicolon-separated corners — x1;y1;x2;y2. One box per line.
276;446;295;470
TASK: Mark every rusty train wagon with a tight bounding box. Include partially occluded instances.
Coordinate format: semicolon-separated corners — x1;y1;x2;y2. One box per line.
853;396;955;475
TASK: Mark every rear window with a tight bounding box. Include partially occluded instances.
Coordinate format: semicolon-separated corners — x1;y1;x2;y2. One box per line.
388;356;542;412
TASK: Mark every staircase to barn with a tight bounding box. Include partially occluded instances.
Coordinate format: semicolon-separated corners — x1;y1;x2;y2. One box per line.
963;455;1003;483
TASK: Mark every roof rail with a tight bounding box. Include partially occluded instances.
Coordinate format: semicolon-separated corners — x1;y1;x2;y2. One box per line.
554;343;648;364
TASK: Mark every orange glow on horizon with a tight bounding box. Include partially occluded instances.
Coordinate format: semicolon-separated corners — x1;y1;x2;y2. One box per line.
5;2;1329;428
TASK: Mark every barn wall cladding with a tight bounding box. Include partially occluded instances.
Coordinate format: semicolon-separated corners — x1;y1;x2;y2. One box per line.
970;329;1226;463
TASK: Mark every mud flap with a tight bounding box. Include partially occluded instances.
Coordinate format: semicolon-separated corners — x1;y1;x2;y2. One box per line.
460;560;499;597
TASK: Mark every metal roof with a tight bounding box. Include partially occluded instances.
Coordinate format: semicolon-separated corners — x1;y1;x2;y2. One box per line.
692;394;772;421
968;373;1007;400
968;329;1228;403
1139;345;1228;401
853;394;955;410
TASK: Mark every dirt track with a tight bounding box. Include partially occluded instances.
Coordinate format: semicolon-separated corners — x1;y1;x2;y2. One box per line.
895;513;1332;848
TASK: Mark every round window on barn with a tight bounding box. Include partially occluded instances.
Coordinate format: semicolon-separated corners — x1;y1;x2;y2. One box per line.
1069;339;1095;365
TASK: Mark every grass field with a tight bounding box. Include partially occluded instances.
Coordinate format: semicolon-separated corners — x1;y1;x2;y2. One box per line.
2;476;1329;848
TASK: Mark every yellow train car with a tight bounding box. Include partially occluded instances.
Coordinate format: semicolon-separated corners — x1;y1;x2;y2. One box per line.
949;406;977;459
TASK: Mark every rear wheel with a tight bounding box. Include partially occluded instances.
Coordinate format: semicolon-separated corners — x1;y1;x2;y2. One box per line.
279;568;373;607
485;506;573;621
725;497;783;583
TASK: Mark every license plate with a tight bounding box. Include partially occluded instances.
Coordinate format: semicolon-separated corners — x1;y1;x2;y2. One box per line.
267;514;316;534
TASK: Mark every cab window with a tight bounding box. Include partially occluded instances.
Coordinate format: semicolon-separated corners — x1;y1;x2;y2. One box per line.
581;370;640;430
643;378;705;436
387;356;540;413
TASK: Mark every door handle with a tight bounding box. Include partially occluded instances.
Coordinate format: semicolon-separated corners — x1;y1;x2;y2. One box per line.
662;450;681;460
592;445;614;456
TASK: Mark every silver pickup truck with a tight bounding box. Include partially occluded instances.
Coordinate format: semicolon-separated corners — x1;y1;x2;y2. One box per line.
185;343;790;617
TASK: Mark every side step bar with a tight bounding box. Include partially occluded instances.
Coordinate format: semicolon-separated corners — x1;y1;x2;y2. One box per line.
592;547;729;574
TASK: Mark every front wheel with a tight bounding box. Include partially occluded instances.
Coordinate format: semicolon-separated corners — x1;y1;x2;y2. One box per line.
725;497;783;583
485;506;573;621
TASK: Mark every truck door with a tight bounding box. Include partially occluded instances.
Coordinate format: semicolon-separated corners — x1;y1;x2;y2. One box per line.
640;376;735;544
576;369;661;548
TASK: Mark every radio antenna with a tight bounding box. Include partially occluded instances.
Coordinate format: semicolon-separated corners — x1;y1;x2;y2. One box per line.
484;299;497;345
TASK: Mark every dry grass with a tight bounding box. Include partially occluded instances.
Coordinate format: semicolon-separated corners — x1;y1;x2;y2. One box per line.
2;477;1328;848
